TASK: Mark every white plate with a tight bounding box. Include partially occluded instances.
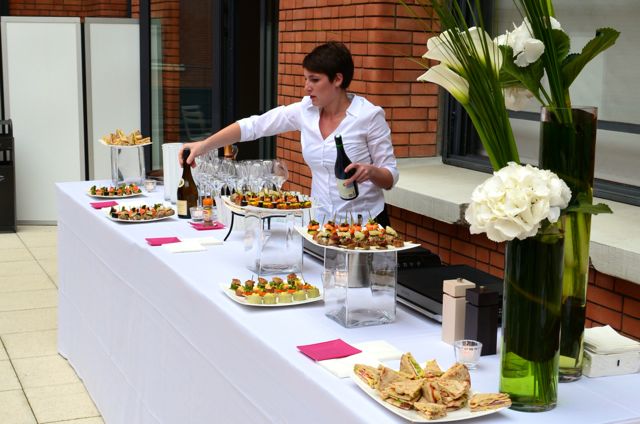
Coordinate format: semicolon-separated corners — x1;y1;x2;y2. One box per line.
351;373;509;422
296;227;420;253
103;202;176;223
220;283;323;307
87;190;144;199
98;138;152;148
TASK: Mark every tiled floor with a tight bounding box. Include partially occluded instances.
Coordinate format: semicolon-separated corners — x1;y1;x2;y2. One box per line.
0;226;104;424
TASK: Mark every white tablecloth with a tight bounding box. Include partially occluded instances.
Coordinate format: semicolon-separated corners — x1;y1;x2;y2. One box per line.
56;181;640;424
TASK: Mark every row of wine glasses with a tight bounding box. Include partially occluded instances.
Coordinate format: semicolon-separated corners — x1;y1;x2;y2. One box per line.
191;153;289;207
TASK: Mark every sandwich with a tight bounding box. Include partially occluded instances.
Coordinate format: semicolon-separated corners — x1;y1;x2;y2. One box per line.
353;364;379;389
380;379;424;402
421;380;443;404
423;359;443;379
413;398;447;420
469;393;512;411
437;378;470;403
377;366;407;395
440;362;471;386
399;352;425;379
383;396;414;410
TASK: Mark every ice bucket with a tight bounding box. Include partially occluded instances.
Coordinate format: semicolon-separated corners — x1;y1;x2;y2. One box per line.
323;249;397;328
110;145;146;186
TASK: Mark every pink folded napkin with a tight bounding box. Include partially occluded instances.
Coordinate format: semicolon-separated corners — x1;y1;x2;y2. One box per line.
90;200;118;209
145;237;181;246
189;221;225;231
297;339;362;361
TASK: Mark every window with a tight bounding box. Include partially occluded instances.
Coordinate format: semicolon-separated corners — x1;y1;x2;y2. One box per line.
444;0;640;206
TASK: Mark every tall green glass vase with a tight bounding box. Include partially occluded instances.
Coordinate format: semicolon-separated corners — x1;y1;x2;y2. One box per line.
499;222;564;412
539;106;598;382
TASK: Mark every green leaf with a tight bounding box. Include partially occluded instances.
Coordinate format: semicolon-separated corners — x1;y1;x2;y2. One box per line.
562;27;620;88
565;193;613;215
550;29;571;62
498;45;545;97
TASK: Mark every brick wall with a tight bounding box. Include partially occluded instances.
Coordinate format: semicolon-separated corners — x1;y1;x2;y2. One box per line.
388;205;640;341
277;0;438;194
10;0;130;18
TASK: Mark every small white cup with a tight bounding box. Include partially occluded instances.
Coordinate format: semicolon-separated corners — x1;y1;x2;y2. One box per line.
454;339;482;369
144;179;157;192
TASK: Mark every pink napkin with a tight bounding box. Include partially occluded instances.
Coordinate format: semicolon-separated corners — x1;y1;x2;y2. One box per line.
189;221;225;231
145;237;181;246
297;339;362;361
90;201;118;209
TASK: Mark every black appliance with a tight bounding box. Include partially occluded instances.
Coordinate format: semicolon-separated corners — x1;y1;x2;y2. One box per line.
0;120;16;233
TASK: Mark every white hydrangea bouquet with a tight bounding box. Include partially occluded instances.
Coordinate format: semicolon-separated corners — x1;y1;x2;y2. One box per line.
465;162;571;242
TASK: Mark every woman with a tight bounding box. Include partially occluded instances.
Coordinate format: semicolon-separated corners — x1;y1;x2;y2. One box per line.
180;42;399;225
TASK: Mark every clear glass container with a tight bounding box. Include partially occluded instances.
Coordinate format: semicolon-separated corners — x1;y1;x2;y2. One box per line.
322;249;397;328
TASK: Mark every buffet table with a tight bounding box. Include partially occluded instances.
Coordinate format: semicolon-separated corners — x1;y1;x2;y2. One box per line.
56;181;640;424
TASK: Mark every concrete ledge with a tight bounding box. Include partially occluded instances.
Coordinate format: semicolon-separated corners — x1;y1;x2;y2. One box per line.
385;157;640;285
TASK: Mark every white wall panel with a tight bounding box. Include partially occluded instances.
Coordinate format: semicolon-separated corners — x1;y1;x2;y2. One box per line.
2;17;84;223
85;18;141;181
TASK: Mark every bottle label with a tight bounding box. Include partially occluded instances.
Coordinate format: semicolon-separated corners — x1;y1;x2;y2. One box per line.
336;178;357;200
177;200;188;216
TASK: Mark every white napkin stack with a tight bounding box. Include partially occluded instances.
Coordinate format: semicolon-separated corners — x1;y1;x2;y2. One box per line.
181;236;223;246
583;325;640;378
163;241;207;253
318;340;403;378
584;325;640;354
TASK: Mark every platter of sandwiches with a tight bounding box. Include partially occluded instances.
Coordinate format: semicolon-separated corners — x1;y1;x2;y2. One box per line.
220;273;322;307
352;353;511;422
104;202;176;223
87;183;143;198
297;219;420;253
99;129;151;147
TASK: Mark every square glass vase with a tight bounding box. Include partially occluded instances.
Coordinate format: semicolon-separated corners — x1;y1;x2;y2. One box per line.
323;249;397;328
110;145;146;186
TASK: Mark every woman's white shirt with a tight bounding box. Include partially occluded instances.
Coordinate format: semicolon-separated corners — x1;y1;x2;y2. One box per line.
236;94;399;221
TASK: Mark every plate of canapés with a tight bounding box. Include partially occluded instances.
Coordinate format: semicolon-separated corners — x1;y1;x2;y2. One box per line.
297;217;420;252
104;202;176;223
352;353;511;422
225;190;313;213
87;183;143;198
220;273;322;307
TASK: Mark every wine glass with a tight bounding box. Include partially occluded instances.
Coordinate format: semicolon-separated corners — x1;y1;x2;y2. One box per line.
271;159;289;192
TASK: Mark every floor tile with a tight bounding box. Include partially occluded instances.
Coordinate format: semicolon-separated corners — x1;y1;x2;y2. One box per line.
0;261;47;278
2;330;58;359
0;248;33;263
0;308;57;335
0;359;21;391
27;246;57;261
24;382;99;423
48;418;104;424
0;289;58;312
37;259;58;280
0;390;37;424
0;233;24;250
17;226;57;234
0;342;7;360
17;232;57;248
0;274;56;294
12;355;79;389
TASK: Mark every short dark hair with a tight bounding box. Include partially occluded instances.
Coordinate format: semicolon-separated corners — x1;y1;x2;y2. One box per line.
302;42;354;89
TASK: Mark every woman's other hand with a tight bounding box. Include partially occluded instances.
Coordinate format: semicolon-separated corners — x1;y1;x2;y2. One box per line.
343;163;394;190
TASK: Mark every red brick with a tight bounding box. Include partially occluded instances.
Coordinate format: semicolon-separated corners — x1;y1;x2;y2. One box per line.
475;262;490;273
621;315;640;341
587;285;623;310
417;227;438;245
615;279;640;301
409;132;436;145
623;297;640;319
476;247;490;264
489;266;504;279
438;234;451;250
586;303;622;330
489;251;504;268
451;239;475;258
450;252;476;268
594;272;615;290
439;249;450;265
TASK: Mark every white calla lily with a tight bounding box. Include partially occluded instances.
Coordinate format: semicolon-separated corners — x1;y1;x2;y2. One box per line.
418;65;469;105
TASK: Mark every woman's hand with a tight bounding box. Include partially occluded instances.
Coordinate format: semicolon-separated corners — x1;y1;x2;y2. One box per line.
343;163;394;190
178;141;205;168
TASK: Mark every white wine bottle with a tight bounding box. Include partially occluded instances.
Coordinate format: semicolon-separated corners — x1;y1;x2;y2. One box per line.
334;134;358;200
177;148;198;219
